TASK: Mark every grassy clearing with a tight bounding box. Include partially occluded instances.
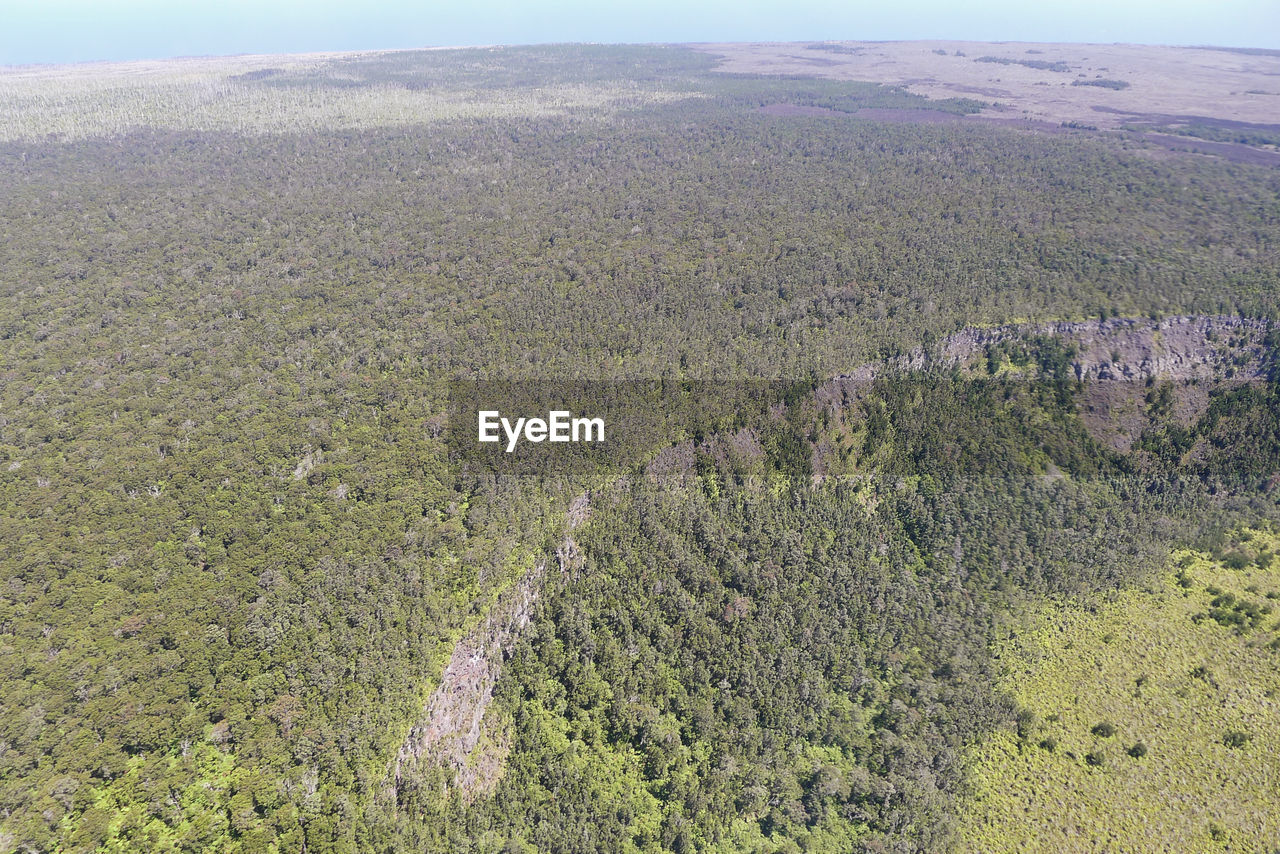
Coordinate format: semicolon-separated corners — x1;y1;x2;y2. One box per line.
957;529;1280;852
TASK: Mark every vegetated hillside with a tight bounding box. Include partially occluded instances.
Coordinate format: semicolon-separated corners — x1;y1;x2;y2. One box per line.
0;44;1278;854
378;354;1280;853
959;530;1280;851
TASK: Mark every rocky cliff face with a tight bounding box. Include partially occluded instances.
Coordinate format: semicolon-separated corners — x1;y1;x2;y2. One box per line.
830;316;1273;451
839;315;1271;385
938;315;1270;383
392;563;540;798
391;494;588;802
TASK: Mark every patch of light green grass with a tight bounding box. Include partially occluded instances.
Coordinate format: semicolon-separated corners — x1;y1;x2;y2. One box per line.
957;529;1280;853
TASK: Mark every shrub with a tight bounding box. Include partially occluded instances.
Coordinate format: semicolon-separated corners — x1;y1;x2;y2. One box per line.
1223;551;1251;570
1127;742;1148;758
1208;594;1268;631
1091;722;1117;738
1223;731;1252;749
1038;737;1057;752
1071;78;1131;90
1015;709;1037;741
1085;751;1105;767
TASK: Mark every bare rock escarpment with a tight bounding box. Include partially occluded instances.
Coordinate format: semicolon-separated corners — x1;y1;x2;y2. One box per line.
828;315;1274;452
838;315;1271;385
937;315;1271;383
391;494;589;802
392;563;540;799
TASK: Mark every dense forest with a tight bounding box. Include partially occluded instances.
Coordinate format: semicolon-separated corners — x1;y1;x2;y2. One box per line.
1;44;1278;852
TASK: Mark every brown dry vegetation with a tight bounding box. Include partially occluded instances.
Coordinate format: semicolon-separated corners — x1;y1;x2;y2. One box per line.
0;48;696;141
694;41;1280;129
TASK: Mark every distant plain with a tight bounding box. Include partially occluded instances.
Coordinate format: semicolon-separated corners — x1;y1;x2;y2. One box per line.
694;41;1280;129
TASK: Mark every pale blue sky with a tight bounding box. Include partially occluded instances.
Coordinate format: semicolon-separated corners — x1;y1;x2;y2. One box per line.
1;0;1277;65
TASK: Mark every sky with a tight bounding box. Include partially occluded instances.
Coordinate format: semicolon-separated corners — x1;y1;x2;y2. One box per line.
1;0;1278;66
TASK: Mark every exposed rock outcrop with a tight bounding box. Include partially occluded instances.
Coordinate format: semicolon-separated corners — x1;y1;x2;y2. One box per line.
838;315;1271;385
392;562;539;798
391;493;589;801
943;315;1270;383
828;315;1273;453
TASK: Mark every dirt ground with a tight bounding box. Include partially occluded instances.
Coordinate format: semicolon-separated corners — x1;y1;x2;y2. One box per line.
693;41;1280;130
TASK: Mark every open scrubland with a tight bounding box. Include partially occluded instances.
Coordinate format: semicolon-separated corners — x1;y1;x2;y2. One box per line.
0;48;701;141
695;41;1280;129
